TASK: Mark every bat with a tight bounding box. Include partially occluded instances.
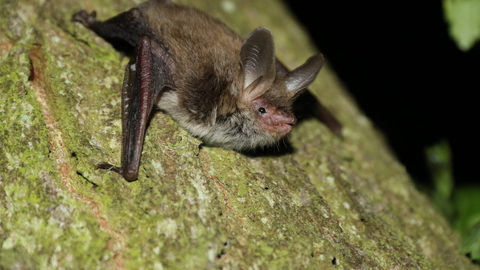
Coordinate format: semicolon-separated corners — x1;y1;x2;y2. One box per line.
72;0;342;181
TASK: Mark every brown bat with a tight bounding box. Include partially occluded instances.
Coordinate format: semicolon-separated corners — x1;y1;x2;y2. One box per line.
72;0;341;181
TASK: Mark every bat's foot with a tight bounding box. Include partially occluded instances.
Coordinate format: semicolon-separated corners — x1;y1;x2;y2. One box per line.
96;162;122;174
72;10;98;28
96;162;138;182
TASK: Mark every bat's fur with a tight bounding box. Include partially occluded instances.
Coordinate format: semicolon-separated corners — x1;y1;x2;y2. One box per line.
73;0;331;180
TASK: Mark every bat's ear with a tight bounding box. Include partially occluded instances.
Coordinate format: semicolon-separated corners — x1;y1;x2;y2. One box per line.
284;54;324;98
240;27;276;101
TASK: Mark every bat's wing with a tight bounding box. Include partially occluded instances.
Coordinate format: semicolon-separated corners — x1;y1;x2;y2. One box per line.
97;36;175;181
74;9;175;181
73;8;157;54
295;91;342;135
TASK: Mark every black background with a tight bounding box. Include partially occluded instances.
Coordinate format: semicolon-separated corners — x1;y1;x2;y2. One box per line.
283;1;479;187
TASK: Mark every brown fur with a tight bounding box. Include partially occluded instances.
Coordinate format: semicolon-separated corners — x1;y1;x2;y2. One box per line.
72;0;326;180
139;0;322;150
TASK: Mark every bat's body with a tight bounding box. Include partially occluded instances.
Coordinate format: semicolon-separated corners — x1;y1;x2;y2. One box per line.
73;0;341;181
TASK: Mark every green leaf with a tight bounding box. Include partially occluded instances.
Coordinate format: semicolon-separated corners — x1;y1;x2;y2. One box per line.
443;0;480;51
453;187;480;260
425;140;454;218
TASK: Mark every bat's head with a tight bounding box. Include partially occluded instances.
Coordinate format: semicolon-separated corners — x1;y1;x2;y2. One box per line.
229;27;324;150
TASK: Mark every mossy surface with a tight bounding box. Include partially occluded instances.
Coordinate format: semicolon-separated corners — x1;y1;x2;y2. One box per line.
0;0;477;269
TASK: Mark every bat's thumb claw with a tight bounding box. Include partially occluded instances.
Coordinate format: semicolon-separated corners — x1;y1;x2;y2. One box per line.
96;162;120;172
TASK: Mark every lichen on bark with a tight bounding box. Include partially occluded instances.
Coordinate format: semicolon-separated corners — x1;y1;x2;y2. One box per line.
0;0;477;269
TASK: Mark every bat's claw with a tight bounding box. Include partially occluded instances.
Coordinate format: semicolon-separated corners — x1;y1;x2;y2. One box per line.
72;10;98;28
96;162;122;173
96;162;138;182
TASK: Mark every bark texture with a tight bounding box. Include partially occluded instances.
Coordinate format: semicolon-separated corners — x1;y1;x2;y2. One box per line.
0;0;476;269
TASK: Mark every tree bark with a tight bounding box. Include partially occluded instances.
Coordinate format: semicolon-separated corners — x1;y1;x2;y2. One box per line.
0;0;476;269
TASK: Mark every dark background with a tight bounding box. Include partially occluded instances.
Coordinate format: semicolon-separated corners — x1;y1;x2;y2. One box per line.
283;1;479;187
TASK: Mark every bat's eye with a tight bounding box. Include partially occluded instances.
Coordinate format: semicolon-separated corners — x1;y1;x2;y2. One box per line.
258;107;267;114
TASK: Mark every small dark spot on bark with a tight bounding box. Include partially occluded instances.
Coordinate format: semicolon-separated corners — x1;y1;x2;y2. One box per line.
28;57;34;81
217;241;230;259
77;171;98;188
217;249;226;259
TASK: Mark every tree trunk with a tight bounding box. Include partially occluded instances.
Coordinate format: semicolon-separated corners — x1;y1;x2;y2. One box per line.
0;0;475;269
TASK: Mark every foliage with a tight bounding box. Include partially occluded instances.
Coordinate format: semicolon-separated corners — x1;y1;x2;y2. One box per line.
443;0;480;51
426;140;480;262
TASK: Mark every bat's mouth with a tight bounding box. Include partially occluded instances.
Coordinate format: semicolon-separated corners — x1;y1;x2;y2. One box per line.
278;117;296;133
277;123;294;134
261;122;294;134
